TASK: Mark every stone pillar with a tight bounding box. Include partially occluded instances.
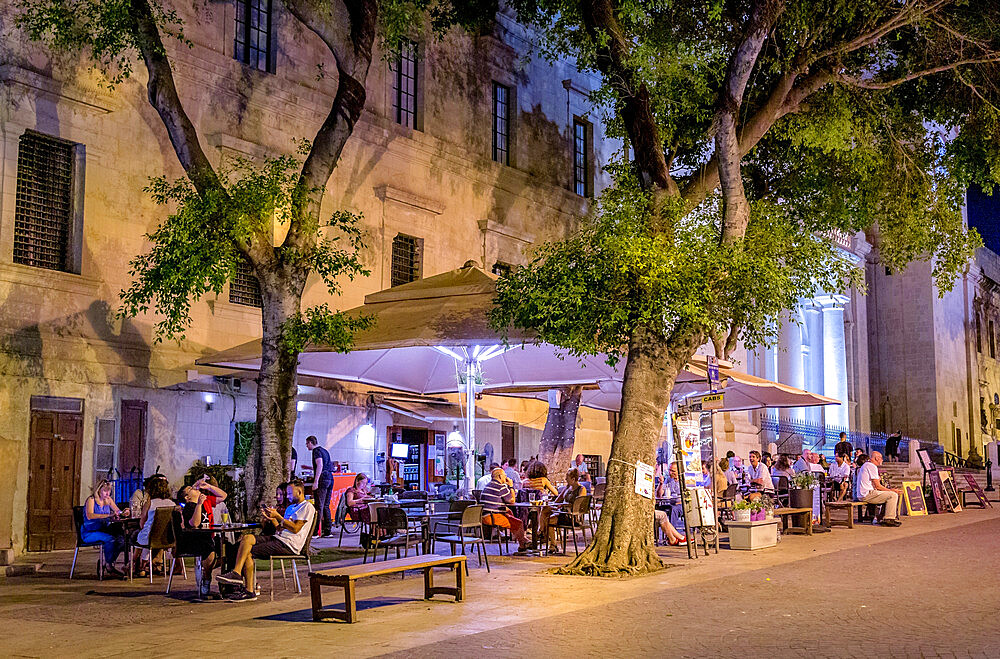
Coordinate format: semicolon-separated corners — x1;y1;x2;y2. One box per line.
767;441;778;456
777;307;805;422
988;441;1000;489
819;295;850;429
804;305;824;426
905;439;922;478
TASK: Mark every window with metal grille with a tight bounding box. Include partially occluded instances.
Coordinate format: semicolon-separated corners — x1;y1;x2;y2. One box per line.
391;234;421;287
573;119;590;196
492;82;511;165
14;131;77;272
491;262;511;277
234;0;274;73
392;40;418;129
230;259;263;307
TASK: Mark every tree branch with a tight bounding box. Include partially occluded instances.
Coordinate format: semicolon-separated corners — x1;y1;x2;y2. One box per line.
717;0;785;244
580;0;676;198
283;0;378;252
839;56;1000;90
130;0;220;196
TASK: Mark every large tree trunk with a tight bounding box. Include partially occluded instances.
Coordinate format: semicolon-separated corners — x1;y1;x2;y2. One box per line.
247;274;305;511
538;386;583;473
557;327;700;576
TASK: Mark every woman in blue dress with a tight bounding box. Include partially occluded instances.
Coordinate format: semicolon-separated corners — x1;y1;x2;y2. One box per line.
82;479;127;577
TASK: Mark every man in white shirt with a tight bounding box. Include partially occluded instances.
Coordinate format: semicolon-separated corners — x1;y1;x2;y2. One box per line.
743;451;774;491
857;452;901;526
571;454;589;475
477;463;500;491
828;454;851;501
219;480;316;600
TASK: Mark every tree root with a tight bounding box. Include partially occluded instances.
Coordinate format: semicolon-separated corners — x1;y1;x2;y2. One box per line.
553;542;664;578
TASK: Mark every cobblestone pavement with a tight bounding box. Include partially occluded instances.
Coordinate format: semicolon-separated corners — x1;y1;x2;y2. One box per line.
1;507;998;658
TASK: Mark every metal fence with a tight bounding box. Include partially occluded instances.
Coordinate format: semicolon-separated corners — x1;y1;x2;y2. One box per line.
108;468;144;505
758;415;943;463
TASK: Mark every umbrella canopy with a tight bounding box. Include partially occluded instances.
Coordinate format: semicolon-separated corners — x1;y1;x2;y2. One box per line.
197;264;625;394
503;365;839;413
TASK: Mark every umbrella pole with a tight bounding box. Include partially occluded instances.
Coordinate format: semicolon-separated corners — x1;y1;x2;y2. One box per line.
465;359;477;494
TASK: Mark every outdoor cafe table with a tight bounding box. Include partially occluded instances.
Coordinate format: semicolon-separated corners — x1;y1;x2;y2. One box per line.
185;522;260;564
509;502;566;555
108;516;140;576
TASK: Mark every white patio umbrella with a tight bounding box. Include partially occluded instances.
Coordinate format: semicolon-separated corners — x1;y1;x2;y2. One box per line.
197;263;625;490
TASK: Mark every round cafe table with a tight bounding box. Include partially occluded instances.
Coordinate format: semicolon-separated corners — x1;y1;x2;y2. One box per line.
508;502;566;555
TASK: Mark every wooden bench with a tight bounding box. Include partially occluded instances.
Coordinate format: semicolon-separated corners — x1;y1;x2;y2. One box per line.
773;507;812;535
309;553;467;623
823;501;867;528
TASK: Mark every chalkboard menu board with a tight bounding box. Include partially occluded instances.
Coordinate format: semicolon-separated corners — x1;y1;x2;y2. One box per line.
928;470;951;513
901;480;926;516
962;474;992;508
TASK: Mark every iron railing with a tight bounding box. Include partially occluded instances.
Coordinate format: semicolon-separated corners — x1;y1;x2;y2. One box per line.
107;468;144;505
758;415;945;463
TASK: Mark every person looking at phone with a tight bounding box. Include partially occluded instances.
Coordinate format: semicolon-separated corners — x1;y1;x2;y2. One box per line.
218;480;316;601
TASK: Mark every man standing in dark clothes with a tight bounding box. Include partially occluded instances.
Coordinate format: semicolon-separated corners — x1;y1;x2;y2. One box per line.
306;435;334;537
834;431;853;459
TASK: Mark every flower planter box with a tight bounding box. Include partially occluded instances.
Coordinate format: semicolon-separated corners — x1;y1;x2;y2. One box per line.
726;519;778;550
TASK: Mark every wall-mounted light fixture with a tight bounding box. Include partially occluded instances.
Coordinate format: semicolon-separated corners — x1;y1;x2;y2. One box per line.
297;400;306;418
447;423;464;448
357;423;376;449
204;392;215;411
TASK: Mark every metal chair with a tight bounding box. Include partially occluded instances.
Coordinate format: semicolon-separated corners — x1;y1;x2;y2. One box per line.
432;504;489;574
480;511;512;555
772;476;790;508
552;495;592;555
130;507;177;584
70;505;105;580
365;507;421;564
267;514;318;600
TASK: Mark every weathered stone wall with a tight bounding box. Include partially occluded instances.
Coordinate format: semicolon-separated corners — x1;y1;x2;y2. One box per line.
0;2;616;554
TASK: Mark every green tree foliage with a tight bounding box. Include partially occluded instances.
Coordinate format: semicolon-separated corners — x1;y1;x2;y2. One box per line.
491;0;1000;576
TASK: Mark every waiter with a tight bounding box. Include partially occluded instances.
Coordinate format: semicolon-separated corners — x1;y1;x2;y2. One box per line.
306;435;334;537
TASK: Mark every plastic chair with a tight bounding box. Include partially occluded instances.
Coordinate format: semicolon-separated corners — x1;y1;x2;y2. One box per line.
131;507;177;585
432;504;489;574
552;495;592;555
70;505;105;580
267;514;318;600
165;509;195;594
480;512;512;556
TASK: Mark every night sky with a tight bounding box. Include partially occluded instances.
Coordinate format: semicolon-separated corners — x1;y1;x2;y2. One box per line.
968;185;1000;254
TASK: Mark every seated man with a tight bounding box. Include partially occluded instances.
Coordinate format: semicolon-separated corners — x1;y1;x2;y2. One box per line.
827;454;851;501
477;463;500;491
743;450;774;492
856;451;901;527
793;450;811;473
218;480;316;600
480;468;530;553
503;458;523;490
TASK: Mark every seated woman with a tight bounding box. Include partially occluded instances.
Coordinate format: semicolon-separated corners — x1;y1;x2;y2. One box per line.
544;469;586;554
772;455;795;481
132;476;177;576
524;462;559;498
83;479;128;577
260;482;290;536
176;485;219;600
344;473;375;525
654;509;686;545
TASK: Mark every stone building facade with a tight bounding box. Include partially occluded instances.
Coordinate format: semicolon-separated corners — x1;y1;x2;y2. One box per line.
0;2;618;556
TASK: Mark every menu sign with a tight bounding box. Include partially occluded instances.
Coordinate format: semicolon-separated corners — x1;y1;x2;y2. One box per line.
962;474;992;508
901;480;926;516
673;415;703;488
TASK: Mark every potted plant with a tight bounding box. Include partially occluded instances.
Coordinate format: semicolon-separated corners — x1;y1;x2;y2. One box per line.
790;472;819;509
760;494;776;520
732;499;752;522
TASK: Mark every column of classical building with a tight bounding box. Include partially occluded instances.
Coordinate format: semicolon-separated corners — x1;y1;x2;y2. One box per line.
777;307;806;422
818;294;850;429
804;304;824;426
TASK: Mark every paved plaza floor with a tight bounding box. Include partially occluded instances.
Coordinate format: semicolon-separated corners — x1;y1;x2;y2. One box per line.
2;506;999;658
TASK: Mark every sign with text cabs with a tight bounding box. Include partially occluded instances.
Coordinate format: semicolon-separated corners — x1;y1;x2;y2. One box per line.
701;393;724;410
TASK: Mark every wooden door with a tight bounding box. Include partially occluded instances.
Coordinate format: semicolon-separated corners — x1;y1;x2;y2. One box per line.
27;410;83;551
119;400;147;475
501;422;516;463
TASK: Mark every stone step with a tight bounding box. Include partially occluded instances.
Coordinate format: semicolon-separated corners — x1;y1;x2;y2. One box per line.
2;563;41;577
